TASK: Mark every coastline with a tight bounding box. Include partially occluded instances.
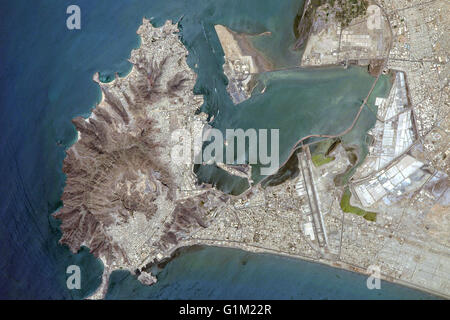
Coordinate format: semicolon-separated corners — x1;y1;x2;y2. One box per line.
155;241;446;299
60;5;448;300
2;0;446;301
56;19;210;299
215;25;273;73
91;24;420;299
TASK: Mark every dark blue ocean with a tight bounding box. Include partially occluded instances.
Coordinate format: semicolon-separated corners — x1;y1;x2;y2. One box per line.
0;0;439;299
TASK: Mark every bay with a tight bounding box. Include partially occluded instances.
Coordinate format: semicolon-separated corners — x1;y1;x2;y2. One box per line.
0;0;436;299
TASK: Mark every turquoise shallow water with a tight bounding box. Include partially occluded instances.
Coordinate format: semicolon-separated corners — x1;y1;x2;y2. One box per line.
199;67;390;193
0;0;437;299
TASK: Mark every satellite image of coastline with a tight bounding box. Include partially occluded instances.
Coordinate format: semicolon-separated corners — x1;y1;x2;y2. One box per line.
0;0;449;305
